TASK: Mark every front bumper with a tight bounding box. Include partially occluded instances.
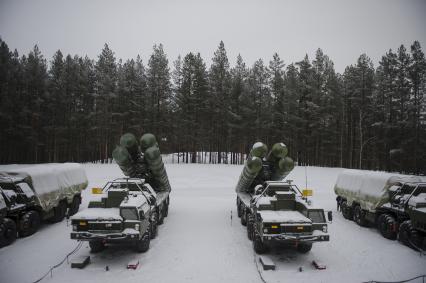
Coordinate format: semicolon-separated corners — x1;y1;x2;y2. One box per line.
71;231;140;243
262;232;329;244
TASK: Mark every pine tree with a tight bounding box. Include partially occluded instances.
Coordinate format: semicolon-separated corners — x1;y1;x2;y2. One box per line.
146;44;171;144
209;41;231;163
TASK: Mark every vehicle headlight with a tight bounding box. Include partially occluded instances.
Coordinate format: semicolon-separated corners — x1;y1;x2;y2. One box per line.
72;225;77;231
135;224;140;231
322;226;327;233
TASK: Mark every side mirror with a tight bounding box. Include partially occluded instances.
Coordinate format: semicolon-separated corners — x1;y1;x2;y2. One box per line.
327;211;333;222
139;211;145;220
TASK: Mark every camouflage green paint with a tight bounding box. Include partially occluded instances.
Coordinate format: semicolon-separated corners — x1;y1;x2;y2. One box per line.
235;156;263;192
144;146;171;192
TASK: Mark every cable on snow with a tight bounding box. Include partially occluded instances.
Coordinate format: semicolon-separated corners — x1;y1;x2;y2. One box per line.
363;275;426;283
31;241;84;283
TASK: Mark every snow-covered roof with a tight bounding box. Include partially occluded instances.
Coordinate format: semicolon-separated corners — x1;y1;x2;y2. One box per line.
120;194;148;208
2;163;87;195
334;169;424;211
72;208;122;221
259;210;311;223
408;193;426;208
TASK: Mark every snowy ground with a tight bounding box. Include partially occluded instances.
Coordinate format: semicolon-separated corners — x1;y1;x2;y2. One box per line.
0;164;425;283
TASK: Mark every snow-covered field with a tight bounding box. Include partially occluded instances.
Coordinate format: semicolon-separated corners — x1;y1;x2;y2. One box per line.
0;164;425;283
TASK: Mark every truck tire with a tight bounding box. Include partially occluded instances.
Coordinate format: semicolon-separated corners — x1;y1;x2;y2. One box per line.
377;214;397;240
253;233;267;254
19;210;41;237
399;220;422;250
68;196;81;216
237;198;242;218
0;218;17;247
158;207;165;225
341;201;353;220
353;206;367;227
51;201;67;223
135;230;150;253
150;213;158;239
297;243;313;253
241;208;247;226
164;202;169;217
89;240;105;253
247;216;254;240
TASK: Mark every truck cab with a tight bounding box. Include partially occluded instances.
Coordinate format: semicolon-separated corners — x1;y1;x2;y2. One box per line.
71;179;161;253
248;181;330;254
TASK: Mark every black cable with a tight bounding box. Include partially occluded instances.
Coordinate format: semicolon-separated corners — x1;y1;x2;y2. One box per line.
253;251;267;283
31;241;83;283
363;275;426;283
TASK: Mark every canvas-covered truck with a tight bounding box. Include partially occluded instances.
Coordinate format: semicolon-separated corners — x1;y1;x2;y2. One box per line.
70;178;162;253
334;169;426;251
236;142;331;254
0;163;88;247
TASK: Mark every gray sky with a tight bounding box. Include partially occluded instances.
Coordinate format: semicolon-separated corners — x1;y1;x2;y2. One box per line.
0;0;425;73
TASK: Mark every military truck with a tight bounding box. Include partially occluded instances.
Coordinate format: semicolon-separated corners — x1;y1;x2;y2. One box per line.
0;163;88;247
334;169;426;251
245;181;331;254
70;178;162;253
236;142;331;254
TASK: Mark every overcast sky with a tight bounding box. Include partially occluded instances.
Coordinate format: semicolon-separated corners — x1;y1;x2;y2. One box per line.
0;0;425;73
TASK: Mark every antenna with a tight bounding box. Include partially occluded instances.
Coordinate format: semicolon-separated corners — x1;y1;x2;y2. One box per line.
305;165;308;190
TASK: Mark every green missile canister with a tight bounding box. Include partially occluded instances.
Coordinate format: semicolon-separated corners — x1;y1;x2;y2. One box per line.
144;145;171;192
112;145;135;177
140;133;158;151
266;143;288;162
272;156;295;180
120;133;140;157
250;142;268;158
235;156;263;193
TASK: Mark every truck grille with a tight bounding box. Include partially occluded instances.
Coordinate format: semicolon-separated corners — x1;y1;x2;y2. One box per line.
88;222;122;231
281;224;312;233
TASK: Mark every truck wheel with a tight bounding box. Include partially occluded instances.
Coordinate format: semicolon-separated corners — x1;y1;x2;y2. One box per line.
399;220;422;249
19;210;41;237
89;240;105;253
341;201;353;220
68;196;81;216
377;214;397;240
135;230;150;253
158;207;165;225
241;209;247;226
353;206;367;227
247;217;254;240
297;243;313;254
237;198;242;218
0;218;17;247
150;217;158;239
253;233;267;254
51;201;67;223
164;203;169;217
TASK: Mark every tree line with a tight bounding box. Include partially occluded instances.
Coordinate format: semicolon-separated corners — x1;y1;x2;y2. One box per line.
0;38;425;174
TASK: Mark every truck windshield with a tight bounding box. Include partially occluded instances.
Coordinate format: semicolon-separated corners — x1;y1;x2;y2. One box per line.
308;210;325;223
412;185;426;197
120;208;138;220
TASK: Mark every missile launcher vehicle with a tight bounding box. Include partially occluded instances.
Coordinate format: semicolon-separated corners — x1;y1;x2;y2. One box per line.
334;169;426;251
236;142;331;254
71;133;171;253
71;178;164;253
